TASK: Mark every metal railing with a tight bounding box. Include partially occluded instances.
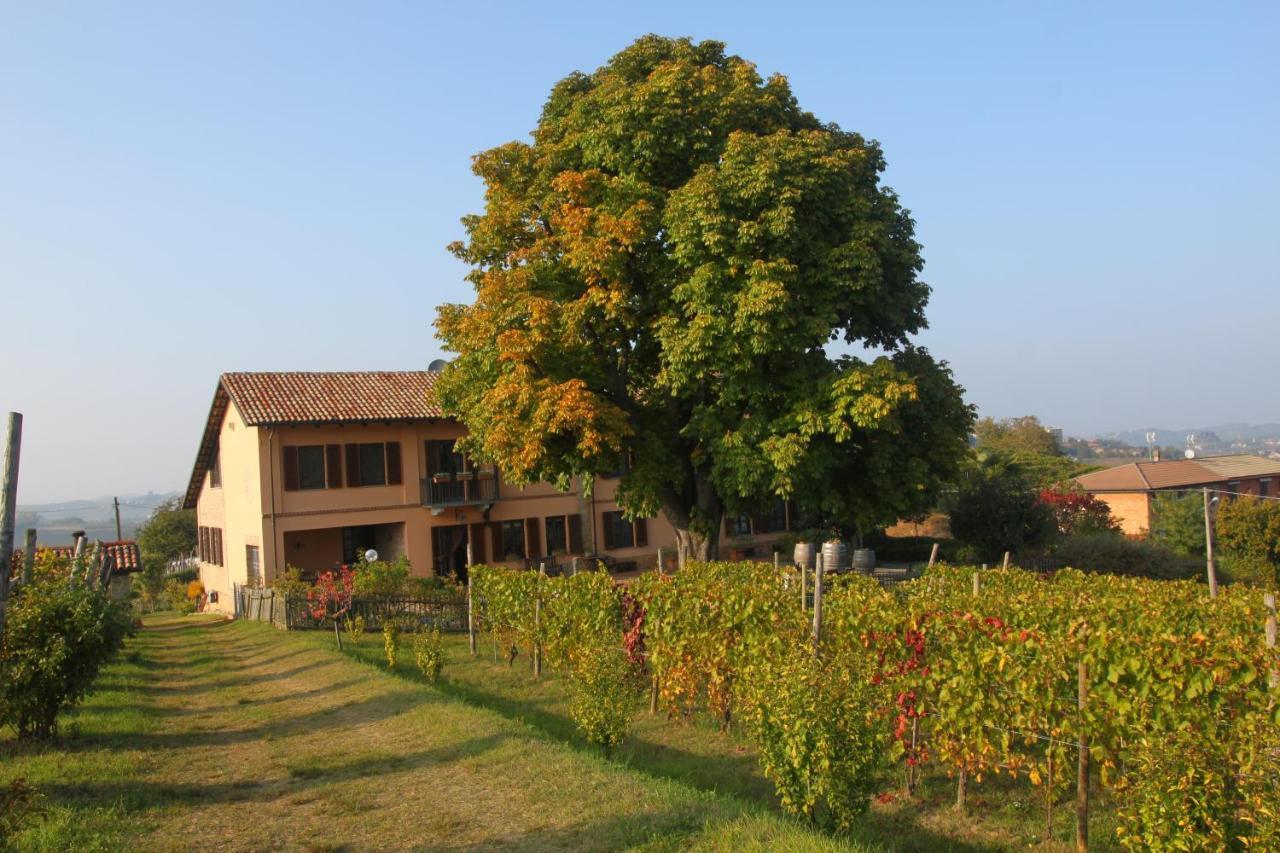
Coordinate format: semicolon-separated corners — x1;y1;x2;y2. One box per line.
421;474;499;507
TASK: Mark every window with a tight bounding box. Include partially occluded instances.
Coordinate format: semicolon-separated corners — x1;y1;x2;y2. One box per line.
198;526;224;566
343;442;402;487
1227;481;1241;500
297;446;327;489
545;516;567;554
284;444;342;491
426;439;464;474
601;511;647;550
1261;478;1272;498
752;500;790;534
209;450;222;488
342;526;377;564
726;514;752;536
544;515;583;555
500;520;526;560
245;545;261;587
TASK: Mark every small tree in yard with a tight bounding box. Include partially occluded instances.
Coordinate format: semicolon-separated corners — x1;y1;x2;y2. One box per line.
136;498;196;607
948;462;1055;563
1215;496;1280;587
435;35;972;564
1038;486;1120;536
1148;492;1206;557
308;568;355;650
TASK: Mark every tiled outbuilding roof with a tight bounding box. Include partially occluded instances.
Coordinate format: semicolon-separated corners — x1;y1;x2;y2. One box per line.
183;371;445;508
8;541;143;576
221;372;443;426
1075;454;1280;492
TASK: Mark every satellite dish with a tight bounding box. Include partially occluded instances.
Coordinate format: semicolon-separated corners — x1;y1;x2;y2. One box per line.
364;549;379;563
428;359;448;372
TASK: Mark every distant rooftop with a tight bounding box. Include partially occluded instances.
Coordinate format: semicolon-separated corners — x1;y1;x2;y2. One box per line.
1075;454;1280;492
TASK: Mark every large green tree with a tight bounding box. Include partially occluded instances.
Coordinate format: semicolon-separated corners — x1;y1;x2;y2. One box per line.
436;36;973;562
135;499;196;597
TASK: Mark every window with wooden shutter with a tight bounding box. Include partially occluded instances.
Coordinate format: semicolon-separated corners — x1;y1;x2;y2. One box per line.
544;516;567;555
601;512;617;549
386;441;402;485
345;444;361;487
283;447;300;491
633;518;648;548
326;445;343;489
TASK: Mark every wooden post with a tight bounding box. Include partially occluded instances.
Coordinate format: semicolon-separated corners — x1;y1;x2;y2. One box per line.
773;551;780;571
973;571;981;596
927;542;940;568
956;770;966;811
1203;488;1219;598
1047;747;1055;840
571;556;579;576
907;717;919;794
22;528;36;586
466;541;476;656
69;532;86;587
1002;551;1011;569
811;552;824;649
0;412;21;641
800;560;807;611
649;675;659;715
1265;592;1277;690
1077;660;1089;852
656;546;664;575
533;562;544;677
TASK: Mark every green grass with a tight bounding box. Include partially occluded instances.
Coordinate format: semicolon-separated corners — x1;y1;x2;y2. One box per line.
0;616;1119;851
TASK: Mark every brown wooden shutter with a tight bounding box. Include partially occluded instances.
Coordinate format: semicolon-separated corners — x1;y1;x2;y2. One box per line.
213;528;223;566
489;523;503;561
385;441;402;485
325;445;342;489
468;522;487;563
568;515;583;554
634;518;648;548
345;444;361;487
601;513;615;550
525;518;541;559
283;447;300;491
197;527;205;562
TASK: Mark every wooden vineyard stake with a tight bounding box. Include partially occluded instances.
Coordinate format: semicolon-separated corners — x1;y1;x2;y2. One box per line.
1077;660;1089;852
1265;592;1277;690
467;541;476;656
927;542;940;568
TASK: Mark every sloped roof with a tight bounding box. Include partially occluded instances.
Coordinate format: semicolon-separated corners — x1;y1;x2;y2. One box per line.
9;541;142;575
1075;454;1280;492
221;372;443;426
183;372;444;508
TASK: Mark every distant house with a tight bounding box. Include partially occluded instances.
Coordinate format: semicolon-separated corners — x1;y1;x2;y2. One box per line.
1074;454;1280;535
183;371;796;614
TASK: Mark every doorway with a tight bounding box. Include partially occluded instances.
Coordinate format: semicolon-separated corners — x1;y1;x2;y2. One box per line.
432;524;469;583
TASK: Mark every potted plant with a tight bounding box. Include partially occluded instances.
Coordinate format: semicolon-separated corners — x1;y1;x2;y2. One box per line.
431;471;453;484
456;469;475;482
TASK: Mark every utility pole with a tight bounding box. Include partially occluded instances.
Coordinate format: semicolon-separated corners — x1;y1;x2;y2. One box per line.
1203;488;1219;598
113;496;123;541
0;413;23;640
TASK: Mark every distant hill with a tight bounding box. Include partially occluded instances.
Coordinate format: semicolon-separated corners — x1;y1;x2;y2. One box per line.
1100;424;1280;449
16;491;181;546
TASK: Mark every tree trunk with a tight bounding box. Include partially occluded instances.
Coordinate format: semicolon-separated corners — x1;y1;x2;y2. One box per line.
659;463;723;567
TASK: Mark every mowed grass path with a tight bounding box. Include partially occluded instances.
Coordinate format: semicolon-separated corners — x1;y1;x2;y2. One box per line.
1;615;871;851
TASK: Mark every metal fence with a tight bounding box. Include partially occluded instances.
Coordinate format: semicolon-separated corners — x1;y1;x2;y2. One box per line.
233;585;467;632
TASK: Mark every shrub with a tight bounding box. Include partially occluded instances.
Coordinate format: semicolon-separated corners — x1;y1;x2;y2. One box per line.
0;778;45;840
345;614;366;642
1053;532;1200;580
383;619;402;668
352;555;411;597
1037;486;1120;536
186;579;205;601
273;566;311;599
568;645;631;755
1215;496;1280;588
162;578;193;614
413;627;444;682
1149;492;1205;557
0;580;133;739
308;568;355;649
948;464;1056;563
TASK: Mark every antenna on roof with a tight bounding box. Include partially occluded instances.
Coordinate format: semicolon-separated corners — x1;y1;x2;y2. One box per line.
428;359;448;372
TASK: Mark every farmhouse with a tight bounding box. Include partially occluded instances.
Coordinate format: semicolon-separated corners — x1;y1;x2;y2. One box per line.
1074;454;1280;535
184;371;794;612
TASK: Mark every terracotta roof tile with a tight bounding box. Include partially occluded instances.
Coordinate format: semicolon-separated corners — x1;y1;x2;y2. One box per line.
222;371;443;426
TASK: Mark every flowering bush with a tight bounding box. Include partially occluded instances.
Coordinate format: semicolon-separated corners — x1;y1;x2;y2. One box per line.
307;567;355;648
383;618;402;668
1037;486;1120;536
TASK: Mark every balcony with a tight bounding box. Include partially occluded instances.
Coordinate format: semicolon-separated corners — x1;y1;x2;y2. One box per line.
422;472;499;508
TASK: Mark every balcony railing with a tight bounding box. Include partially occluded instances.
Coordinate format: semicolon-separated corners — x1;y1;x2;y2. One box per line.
422;473;499;507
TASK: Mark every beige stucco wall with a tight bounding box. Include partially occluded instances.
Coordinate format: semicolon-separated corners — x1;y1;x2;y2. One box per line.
197;403;266;613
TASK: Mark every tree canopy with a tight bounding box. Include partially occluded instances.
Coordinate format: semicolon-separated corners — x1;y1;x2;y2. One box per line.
974;416;1061;457
436;35;973;560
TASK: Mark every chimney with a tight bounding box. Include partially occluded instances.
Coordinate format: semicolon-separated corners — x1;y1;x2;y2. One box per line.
1152;447;1161;462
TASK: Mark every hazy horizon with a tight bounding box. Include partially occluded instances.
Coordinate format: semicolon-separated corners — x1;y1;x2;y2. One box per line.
4;2;1277;504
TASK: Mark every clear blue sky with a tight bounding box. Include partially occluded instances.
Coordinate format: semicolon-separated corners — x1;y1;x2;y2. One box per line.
2;1;1277;502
